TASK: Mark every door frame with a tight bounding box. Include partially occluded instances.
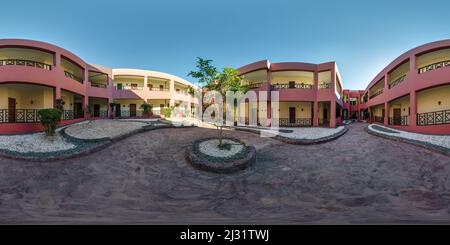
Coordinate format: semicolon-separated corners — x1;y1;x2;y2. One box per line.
8;97;16;123
289;107;296;124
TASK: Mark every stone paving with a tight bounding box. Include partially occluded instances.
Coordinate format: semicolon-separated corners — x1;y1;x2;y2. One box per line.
0;123;449;224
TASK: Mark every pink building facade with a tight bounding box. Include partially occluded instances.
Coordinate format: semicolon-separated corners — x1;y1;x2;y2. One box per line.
0;39;197;134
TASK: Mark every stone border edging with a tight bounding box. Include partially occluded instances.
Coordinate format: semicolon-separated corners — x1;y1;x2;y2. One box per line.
0;121;195;162
185;137;256;174
366;126;450;156
234;126;348;145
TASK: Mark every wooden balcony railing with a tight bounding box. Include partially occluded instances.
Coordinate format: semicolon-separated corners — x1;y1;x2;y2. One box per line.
418;60;450;74
417;109;450;126
279;118;312;127
0;59;52;70
388;116;408;126
389;75;406;89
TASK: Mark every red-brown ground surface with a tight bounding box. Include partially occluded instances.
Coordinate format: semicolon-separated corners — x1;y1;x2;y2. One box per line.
0;123;449;224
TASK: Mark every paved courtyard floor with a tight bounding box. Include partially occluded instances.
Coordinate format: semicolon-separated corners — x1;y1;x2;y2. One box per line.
0;123;449;224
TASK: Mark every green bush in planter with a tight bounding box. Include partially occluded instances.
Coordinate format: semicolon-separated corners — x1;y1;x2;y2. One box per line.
38;109;62;136
162;107;173;118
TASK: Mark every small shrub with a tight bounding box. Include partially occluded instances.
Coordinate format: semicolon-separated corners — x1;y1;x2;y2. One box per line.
162;107;172;118
140;102;153;117
38;109;62;136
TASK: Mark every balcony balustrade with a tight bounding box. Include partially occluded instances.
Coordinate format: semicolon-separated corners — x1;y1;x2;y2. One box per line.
249;82;263;89
369;89;383;99
0;109;81;123
373;116;384;123
272;83;313;89
389;75;406;89
0;59;52;70
418;60;450;74
90;82;108;88
388;116;408;126
279;118;312;127
417;109;450;126
64;71;83;83
319;82;332;89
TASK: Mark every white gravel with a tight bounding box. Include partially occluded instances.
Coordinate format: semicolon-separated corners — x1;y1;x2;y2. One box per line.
368;124;450;149
237;126;346;139
65;120;147;140
0;133;75;153
198;139;244;158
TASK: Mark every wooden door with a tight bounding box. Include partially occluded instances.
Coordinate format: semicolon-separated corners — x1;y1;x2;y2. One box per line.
393;108;401;125
130;104;137;117
323;109;328;122
93;104;100;117
115;104;121;117
289;107;296;124
160;104;164;116
8;98;16;123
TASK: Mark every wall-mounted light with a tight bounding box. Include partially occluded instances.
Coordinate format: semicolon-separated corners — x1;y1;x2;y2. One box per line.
438;101;442;105
301;108;304;111
30;100;34;105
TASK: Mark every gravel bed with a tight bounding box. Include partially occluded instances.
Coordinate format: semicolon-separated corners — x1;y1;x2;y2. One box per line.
368;124;450;150
0;132;76;153
198;139;244;158
65;120;148;140
236;125;346;140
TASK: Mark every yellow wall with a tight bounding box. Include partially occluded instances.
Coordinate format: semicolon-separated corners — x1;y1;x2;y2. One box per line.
114;76;145;87
0;47;54;64
148;78;169;89
388;60;409;84
318;102;330;121
389;96;410;117
272;71;314;85
61;90;75;110
278;102;312;118
88;98;109;111
241;70;267;85
318;71;331;84
0;84;53;109
61;57;83;78
371;105;384;117
417;84;450;113
417;48;450;69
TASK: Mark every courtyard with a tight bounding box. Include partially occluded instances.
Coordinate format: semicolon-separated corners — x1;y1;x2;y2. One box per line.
0;122;449;224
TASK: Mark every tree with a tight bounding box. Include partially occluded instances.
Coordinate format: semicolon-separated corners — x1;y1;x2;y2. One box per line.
188;58;249;148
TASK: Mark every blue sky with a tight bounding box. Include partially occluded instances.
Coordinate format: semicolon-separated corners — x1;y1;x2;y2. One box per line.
1;0;450;89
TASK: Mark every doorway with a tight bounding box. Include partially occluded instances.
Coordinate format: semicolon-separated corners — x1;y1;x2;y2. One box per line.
130;104;137;117
160;104;164;116
115;104;121;117
393;108;401;125
289;107;296;124
8;98;16;123
93;104;100;117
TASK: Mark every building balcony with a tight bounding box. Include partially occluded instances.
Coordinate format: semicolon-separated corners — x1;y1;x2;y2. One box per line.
388;75;406;89
418;60;450;74
0;109;82;123
369;89;383;99
319;82;332;89
272;83;313;89
64;70;83;83
90;82;108;88
0;59;52;70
